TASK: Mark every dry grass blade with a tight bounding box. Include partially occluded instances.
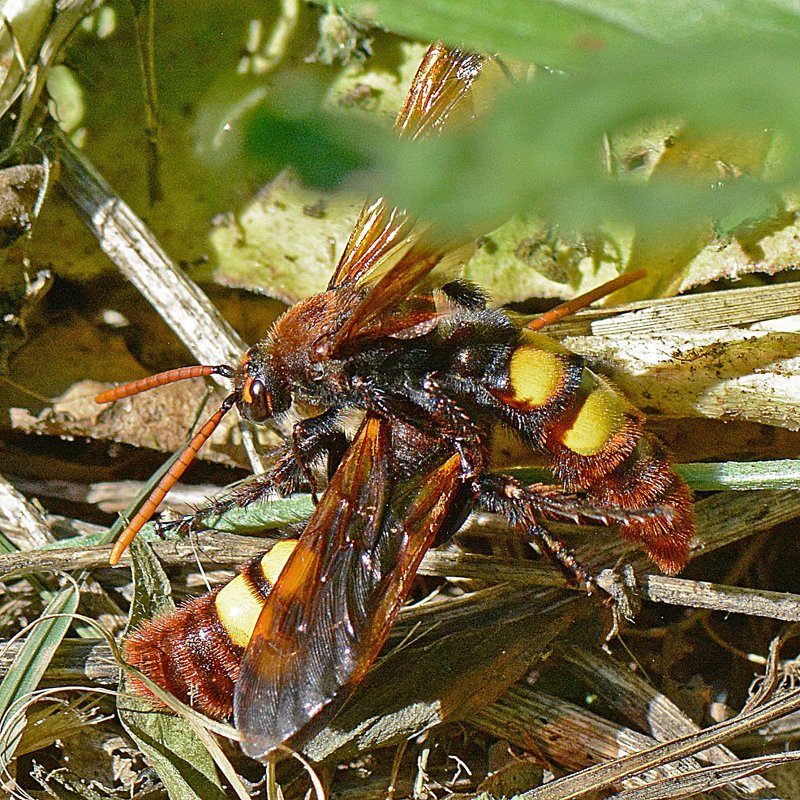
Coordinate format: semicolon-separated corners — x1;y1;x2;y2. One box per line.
475;687;734;796
0;587;80;771
560;646;773;796
509;686;800;799
607;751;800;799
53;128;244;368
630;575;800;622
0;477;54;551
547;282;800;339
0;638;117;690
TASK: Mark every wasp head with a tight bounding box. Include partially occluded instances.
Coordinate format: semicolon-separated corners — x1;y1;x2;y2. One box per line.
235;344;291;423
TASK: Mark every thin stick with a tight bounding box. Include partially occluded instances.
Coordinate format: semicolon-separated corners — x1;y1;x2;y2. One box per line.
53;129;274;465
526;269;647;331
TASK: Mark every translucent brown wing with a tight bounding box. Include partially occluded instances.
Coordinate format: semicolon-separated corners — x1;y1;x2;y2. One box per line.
326;44;486;291
234;413;464;761
321;45;498;357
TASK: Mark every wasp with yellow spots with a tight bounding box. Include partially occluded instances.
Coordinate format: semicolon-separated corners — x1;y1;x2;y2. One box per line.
102;43;694;761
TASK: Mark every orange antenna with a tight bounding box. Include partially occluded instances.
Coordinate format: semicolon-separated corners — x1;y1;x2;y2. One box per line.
526;269;647;332
97;363;236;565
95;365;232;404
108;393;238;565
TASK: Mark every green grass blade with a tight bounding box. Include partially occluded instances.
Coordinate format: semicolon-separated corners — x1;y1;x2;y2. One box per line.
677;460;800;491
0;582;79;768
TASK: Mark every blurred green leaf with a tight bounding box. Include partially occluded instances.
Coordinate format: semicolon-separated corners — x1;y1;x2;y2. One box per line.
240;29;800;288
332;0;800;64
678;460;800;491
246;105;374;191
384;36;799;232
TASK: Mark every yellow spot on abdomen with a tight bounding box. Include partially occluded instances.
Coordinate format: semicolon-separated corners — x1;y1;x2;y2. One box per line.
506;333;569;408
214;540;297;648
259;540;298;584
561;379;630;456
215;576;262;648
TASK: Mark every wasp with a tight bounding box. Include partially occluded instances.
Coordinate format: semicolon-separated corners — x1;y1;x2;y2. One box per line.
99;44;694;761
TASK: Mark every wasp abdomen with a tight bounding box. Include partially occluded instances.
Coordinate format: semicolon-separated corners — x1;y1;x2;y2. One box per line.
125;587;242;719
495;329;693;574
498;331;641;480
586;435;694;574
125;541;297;719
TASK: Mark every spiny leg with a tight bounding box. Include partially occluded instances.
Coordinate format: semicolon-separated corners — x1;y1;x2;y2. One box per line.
158;408;345;537
476;472;665;530
419;375;486;478
527;522;594;591
474;472;664;590
260;406;345;497
353;373;487;479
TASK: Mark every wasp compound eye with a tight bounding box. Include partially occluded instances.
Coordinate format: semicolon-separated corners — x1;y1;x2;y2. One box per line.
243;378;273;422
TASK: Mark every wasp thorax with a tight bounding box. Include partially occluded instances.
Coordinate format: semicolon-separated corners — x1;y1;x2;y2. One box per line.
236;345;291;423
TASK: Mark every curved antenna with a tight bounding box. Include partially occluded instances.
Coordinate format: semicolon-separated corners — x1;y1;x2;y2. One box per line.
108;393;238;565
95;364;233;404
526;269;647;332
96;363;237;565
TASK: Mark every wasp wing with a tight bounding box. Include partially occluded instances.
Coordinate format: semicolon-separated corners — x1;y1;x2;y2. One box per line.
234;413;464;761
323;44;510;357
328;44;486;291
